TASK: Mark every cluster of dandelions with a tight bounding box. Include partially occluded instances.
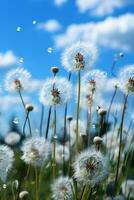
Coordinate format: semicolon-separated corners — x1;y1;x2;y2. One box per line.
0;41;134;200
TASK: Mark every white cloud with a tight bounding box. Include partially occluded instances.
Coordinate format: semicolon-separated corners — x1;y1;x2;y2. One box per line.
28;79;44;92
76;0;134;16
54;13;134;52
0;51;18;68
37;19;62;32
54;0;67;7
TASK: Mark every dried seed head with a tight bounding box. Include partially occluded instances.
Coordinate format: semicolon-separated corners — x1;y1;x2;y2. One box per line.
98;108;107;116
66;115;73;121
14;79;22;90
51;88;61;104
25;104;34;112
126;77;134;92
51;66;59;75
19;191;29;199
93;136;103;145
74;52;85;70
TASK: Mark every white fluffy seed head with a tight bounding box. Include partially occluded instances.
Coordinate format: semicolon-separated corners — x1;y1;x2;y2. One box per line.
73;147;108;186
0;145;14;182
21;137;52;167
61;41;98;72
51;176;73;200
4;67;31;92
118;64;134;93
39;77;72;106
4;132;21;146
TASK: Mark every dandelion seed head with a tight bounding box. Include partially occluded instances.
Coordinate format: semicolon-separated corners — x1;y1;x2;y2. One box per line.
119;65;134;93
4;67;31;92
51;176;73;200
0;145;14;182
54;143;69;164
73;147;108;186
39;77;72;106
4;132;21;146
19;191;29;199
61;41;98;72
21;137;52;167
122;180;134;198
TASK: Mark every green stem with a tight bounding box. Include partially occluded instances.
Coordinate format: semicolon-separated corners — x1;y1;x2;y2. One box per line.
76;70;81;156
45;106;52;139
114;93;128;193
39;104;44;136
35;168;39;200
18;90;32;136
22;111;29;137
12;183;16;200
53;106;57;179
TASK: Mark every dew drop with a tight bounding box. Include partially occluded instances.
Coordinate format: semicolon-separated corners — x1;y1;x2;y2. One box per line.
16;26;22;32
3;184;7;189
13;117;19;124
19;57;24;63
32;20;37;25
47;47;53;53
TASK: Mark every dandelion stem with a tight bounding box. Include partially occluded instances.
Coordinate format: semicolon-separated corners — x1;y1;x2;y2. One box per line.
87;103;92;146
76;70;81;156
22;111;29;137
18;90;32;136
45;106;52;139
53;106;57;179
35;167;39;200
40;104;44;136
63;72;71;175
114;93;128;193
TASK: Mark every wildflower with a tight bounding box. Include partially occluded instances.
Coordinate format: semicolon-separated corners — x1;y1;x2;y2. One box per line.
19;191;29;199
39;77;72;106
122;180;134;198
4;67;31;92
21;137;51;167
4;131;21;146
0;145;14;182
73;147;108;186
61;41;98;72
51;176;73;200
118;64;134;93
54;143;69;164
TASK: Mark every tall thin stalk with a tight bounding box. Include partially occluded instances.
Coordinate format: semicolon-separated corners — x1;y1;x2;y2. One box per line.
39;104;44;136
114;93;128;193
45;106;52;139
53;106;57;179
35;168;39;200
18;90;32;136
22;111;29;137
76;70;81;156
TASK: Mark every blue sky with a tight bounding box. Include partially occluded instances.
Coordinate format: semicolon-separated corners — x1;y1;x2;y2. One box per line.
0;0;134;135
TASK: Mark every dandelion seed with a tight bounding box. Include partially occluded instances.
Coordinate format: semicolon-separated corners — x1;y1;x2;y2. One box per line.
73;147;108;186
51;176;73;200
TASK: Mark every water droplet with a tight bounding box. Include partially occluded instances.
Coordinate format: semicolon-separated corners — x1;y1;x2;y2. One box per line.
32;20;37;25
19;57;24;63
92;124;96;129
13;117;19;124
3;184;7;189
16;26;21;32
47;47;53;53
53;135;57;139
